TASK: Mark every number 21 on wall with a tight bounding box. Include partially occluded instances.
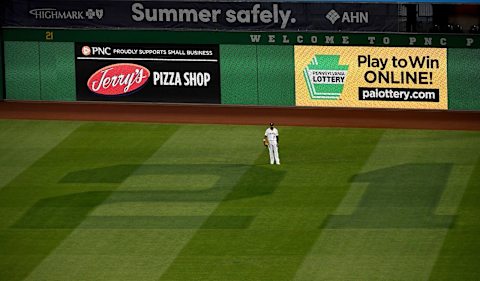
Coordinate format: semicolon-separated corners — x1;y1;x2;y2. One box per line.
45;31;54;40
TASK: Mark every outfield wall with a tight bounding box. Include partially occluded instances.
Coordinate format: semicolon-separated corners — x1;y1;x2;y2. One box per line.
447;49;480;111
2;28;480;110
0;31;4;100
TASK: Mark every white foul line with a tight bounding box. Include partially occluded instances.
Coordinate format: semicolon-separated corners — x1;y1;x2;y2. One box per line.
76;57;218;62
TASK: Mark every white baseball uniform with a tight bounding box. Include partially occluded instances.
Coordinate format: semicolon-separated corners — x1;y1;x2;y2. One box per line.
265;127;280;165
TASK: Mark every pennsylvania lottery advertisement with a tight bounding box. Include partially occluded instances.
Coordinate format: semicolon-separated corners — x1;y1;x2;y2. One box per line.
294;46;448;110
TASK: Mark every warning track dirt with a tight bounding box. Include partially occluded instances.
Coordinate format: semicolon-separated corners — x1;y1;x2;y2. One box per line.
0;101;479;131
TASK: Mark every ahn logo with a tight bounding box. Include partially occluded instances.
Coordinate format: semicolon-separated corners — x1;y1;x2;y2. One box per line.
325;9;369;24
87;63;150;96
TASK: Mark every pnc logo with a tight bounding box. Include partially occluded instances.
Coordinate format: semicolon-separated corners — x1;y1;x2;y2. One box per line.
81;46;91;56
87;63;150;96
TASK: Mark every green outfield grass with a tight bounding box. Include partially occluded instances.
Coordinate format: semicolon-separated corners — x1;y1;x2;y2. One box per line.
0;119;479;281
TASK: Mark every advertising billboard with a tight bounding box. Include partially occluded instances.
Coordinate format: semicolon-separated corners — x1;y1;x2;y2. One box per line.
4;0;399;32
75;43;220;103
295;46;448;110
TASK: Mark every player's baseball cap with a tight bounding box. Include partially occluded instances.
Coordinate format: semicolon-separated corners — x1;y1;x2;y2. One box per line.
269;122;274;126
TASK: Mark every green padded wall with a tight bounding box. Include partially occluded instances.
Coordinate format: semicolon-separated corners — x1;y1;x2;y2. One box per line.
39;42;76;101
257;45;295;106
0;34;3;100
4;41;41;100
220;45;258;105
4;41;76;101
447;49;480;111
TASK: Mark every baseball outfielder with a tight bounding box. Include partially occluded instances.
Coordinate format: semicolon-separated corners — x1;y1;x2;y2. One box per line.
264;122;280;165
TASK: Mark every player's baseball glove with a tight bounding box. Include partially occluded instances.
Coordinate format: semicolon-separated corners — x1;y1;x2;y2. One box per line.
263;139;269;147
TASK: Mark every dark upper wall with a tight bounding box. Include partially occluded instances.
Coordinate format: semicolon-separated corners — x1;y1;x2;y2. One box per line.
2;0;479;33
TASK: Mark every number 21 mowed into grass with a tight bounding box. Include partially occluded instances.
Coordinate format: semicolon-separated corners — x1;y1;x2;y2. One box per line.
0;120;479;281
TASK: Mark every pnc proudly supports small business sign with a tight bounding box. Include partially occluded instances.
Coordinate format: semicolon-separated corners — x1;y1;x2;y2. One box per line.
295;46;448;110
75;43;220;103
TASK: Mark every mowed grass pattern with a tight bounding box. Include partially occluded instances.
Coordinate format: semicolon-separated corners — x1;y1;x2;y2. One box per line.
0;120;479;281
